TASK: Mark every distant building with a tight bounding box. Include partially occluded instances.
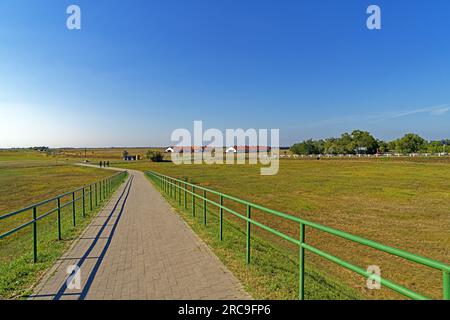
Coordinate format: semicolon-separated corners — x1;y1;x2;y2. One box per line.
123;155;138;161
165;146;271;154
233;146;272;153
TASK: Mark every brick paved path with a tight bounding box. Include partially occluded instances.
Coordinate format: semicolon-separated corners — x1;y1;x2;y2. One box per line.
31;170;250;300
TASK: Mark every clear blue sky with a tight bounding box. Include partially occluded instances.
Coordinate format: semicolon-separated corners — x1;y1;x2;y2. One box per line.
1;0;450;147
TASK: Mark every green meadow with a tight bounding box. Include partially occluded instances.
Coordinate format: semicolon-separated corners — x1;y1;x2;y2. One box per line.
0;151;125;298
115;157;450;300
1;149;449;300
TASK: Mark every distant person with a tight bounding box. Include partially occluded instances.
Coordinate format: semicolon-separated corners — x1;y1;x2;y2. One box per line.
107;161;110;167
99;161;102;167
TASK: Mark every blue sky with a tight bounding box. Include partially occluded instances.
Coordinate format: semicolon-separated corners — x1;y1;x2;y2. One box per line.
1;0;450;147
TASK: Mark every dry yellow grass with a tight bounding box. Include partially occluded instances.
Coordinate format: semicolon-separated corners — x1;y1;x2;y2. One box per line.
115;158;450;299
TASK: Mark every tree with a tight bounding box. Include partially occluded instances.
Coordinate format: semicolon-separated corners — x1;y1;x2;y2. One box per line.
324;138;339;155
387;140;397;152
291;140;316;155
338;133;354;154
350;130;379;154
148;151;164;162
122;150;129;159
291;139;325;155
395;133;427;154
377;139;388;153
427;141;442;154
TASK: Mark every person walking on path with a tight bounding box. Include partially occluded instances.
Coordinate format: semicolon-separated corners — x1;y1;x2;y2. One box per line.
99;161;102;168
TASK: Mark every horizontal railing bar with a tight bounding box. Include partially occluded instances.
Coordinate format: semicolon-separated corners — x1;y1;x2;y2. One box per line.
147;171;450;273
178;181;301;245
0;219;35;239
0;171;127;241
0;171;125;220
302;220;450;273
0;207;31;221
35;208;59;223
154;172;302;223
302;243;429;300
60;201;73;210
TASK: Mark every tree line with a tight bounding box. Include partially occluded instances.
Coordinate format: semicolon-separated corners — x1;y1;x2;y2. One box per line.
290;130;450;155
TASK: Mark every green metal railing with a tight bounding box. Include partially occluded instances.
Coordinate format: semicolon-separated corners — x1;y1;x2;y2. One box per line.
0;171;128;263
146;170;450;300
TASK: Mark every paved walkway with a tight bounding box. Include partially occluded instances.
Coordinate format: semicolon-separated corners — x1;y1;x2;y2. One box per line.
31;169;250;300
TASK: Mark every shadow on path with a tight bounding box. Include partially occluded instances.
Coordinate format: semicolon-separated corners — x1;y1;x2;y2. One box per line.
49;176;134;300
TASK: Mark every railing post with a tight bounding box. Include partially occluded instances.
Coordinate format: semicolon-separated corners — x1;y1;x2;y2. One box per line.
172;179;175;199
171;179;174;198
57;197;62;240
72;192;76;226
178;181;182;205
444;271;450;300
95;183;98;206
89;185;93;211
192;186;196;217
82;188;86;218
246;205;251;264
219;195;223;241
184;180;187;209
203;190;207;226
299;222;305;300
32;206;38;263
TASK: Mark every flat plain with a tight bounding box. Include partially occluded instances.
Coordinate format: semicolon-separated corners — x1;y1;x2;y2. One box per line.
114;156;450;299
1;149;449;299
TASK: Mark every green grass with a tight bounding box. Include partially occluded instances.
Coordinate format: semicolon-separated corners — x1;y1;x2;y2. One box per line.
148;173;359;300
0;153;128;299
116;159;450;300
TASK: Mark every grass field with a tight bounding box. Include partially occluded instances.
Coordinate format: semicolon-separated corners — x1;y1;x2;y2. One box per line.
1;149;449;300
115;158;450;300
0;151;126;298
149;173;359;300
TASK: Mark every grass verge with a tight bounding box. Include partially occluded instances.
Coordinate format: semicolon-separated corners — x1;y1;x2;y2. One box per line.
0;172;128;299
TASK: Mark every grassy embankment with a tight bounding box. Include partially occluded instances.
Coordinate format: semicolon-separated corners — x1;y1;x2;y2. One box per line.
0;152;126;298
